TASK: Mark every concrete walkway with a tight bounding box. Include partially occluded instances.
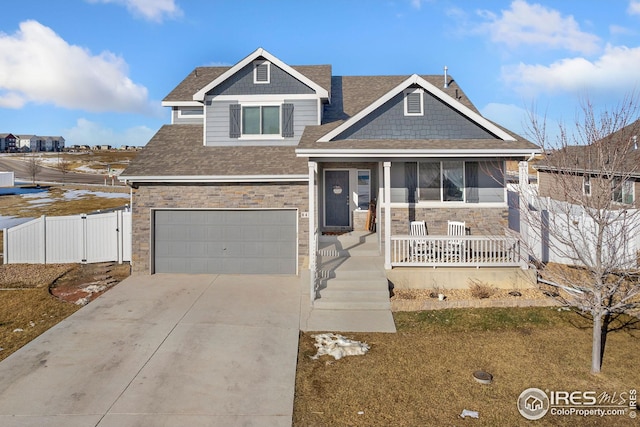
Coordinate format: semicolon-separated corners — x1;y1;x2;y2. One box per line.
0;274;301;427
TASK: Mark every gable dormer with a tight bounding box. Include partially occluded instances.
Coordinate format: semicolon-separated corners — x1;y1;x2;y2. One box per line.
319;75;514;143
181;48;330;147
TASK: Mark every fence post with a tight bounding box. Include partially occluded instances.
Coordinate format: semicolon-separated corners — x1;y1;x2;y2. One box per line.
3;227;7;264
117;210;123;264
41;215;46;264
81;214;87;264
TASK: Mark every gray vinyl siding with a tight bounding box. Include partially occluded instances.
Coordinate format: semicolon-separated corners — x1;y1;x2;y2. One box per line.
335;92;498;140
210;61;315;96
172;108;204;125
205;98;318;146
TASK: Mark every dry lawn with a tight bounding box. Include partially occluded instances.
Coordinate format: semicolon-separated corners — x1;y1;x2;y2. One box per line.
294;308;640;426
0;264;80;362
43;150;138;173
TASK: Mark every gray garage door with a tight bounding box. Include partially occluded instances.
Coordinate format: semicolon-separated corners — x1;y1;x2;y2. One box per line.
153;209;297;274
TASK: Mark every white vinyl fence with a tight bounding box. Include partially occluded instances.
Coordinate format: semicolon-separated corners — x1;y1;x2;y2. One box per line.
3;210;131;264
0;172;14;187
512;181;640;268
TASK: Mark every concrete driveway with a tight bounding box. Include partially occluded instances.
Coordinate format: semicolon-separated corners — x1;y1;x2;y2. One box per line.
0;274;302;427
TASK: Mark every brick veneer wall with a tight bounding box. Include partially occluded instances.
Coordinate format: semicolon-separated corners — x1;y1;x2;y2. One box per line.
131;182;309;274
383;205;508;236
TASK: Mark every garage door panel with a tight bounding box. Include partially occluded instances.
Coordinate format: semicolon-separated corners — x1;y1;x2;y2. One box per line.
154;210;297;274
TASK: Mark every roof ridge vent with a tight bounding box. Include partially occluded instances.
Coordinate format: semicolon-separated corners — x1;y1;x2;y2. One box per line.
443;66;449;89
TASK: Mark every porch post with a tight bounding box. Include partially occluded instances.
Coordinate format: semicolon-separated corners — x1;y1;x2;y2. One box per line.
383;162;392;269
308;161;317;305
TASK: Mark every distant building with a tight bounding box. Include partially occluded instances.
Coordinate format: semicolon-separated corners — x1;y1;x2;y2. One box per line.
0;133;17;152
1;133;65;152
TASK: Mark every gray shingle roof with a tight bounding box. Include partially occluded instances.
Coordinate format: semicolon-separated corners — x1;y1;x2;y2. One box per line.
121;125;307;178
164;65;332;103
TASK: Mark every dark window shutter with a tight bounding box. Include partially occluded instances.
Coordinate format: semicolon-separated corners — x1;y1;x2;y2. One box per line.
229;104;241;138
407;92;422;114
282;103;294;137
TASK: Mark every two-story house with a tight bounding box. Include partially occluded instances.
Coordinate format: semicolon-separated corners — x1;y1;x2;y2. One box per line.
121;48;540;301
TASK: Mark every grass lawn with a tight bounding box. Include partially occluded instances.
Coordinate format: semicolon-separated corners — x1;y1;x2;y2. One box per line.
294;307;640;426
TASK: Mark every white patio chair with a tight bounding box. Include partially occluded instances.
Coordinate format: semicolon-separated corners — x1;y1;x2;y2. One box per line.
447;220;466;261
410;221;427;261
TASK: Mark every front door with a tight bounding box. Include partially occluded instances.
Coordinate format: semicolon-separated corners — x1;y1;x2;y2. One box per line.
324;170;350;227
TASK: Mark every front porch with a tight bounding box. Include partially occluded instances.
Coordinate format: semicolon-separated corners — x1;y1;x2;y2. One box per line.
306;159;536;309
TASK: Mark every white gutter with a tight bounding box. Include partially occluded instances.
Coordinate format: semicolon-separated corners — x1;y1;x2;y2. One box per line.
295;148;542;158
118;174;309;183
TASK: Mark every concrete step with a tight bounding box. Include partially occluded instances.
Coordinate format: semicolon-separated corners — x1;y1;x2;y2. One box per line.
318;232;377;245
318;241;380;257
319;278;388;291
313;297;391;311
319;288;390;300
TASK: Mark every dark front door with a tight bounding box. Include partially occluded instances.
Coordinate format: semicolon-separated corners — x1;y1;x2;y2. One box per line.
325;170;350;227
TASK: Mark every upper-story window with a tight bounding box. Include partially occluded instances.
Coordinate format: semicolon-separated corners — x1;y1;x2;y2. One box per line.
253;60;271;84
243;105;280;135
229;102;294;139
583;175;591;196
177;107;204;118
404;88;424;116
612;177;634;205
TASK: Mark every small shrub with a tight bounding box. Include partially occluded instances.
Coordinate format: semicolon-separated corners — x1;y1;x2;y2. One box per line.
468;279;496;299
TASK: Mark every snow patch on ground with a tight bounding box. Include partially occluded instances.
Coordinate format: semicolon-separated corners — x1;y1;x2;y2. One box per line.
63;189;128;199
310;333;370;360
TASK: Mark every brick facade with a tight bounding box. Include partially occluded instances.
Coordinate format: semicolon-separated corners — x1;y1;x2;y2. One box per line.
131;182;309;274
384;205;508;236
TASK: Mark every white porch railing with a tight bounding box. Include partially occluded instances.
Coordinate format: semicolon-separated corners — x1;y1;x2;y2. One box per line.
390;235;523;267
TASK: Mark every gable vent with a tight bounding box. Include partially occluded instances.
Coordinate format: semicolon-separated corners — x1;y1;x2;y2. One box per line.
254;61;270;84
407;93;421;114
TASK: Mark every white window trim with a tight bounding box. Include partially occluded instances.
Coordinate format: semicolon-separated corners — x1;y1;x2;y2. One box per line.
239;102;283;140
403;88;424;116
253;60;271;84
177;107;204;118
583;175;591;196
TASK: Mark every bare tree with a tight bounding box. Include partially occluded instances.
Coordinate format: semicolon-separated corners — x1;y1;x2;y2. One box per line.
27;154;41;185
521;95;640;374
57;153;71;184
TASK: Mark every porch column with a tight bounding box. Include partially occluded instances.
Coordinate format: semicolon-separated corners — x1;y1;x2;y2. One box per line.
383;161;391;269
308;161;317;304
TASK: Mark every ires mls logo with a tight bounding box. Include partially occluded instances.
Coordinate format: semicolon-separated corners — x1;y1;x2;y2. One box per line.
518;388;550;420
518;388;636;420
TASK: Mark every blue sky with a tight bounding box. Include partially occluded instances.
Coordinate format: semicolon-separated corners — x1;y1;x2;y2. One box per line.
2;0;640;147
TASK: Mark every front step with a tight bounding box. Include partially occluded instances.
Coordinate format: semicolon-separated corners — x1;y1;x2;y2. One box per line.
313;297;391;310
315;232;390;311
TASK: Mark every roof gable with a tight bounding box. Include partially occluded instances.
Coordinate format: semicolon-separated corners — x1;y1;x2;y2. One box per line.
192;48;329;101
318;74;515;142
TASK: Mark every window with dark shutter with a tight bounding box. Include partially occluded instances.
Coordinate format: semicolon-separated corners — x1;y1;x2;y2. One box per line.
229;104;241;138
282;103;294;137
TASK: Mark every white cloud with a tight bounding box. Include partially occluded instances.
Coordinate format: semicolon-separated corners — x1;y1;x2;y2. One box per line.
411;0;423;10
628;0;640;15
477;0;600;54
503;45;640;97
64;118;155;147
87;0;182;22
0;20;155;115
